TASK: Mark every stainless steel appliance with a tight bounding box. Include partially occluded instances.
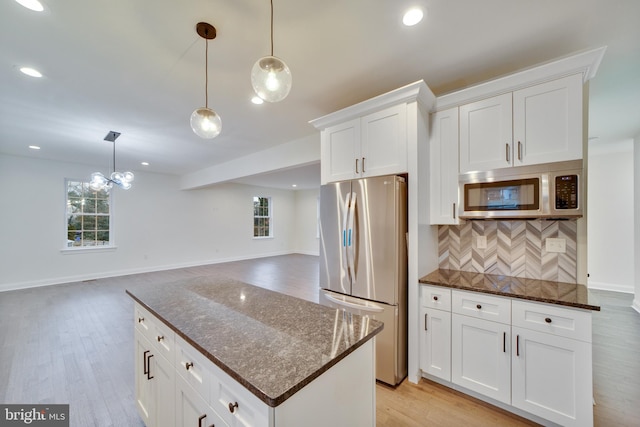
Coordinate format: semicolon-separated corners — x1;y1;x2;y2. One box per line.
318;174;407;386
459;160;583;219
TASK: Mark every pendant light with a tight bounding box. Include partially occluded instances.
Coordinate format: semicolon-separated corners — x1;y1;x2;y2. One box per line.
251;0;292;103
89;131;134;192
190;22;222;139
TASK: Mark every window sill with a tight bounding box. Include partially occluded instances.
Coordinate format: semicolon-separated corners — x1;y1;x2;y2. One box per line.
61;246;117;254
252;236;274;240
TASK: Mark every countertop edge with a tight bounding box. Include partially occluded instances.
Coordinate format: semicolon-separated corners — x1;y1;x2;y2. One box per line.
126;289;383;407
418;273;601;312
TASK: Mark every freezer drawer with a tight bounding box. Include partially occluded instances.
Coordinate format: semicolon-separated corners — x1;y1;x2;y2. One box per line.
319;289;406;386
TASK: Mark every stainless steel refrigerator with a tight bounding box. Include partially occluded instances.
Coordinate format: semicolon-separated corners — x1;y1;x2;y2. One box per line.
318;174;407;386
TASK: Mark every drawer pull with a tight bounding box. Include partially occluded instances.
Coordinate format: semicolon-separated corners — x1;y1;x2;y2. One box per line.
476;304;482;310
424;313;428;331
185;362;194;371
138;317;144;323
228;401;239;413
433;296;439;301
198;414;206;427
545;317;552;323
157;335;164;342
516;335;520;357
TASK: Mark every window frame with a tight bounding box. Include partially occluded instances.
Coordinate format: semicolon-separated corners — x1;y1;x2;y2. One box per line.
253;196;273;239
62;178;115;252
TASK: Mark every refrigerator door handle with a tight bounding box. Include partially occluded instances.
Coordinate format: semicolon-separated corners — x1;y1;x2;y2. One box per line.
323;292;385;313
347;192;357;284
341;192;351;271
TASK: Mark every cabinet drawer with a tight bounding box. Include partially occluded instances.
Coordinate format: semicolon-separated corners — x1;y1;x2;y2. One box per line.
512;300;592;342
150;320;175;365
134;304;155;342
210;368;269;427
175;335;212;400
452;290;511;324
421;285;451;311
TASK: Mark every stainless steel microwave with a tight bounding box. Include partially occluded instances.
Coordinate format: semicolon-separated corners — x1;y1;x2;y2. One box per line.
459;160;583;219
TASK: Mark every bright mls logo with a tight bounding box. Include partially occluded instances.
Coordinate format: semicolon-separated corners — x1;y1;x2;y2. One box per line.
1;404;69;426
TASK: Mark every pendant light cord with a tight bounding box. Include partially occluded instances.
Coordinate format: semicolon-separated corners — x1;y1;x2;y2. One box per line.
270;0;274;56
112;141;116;174
205;38;209;108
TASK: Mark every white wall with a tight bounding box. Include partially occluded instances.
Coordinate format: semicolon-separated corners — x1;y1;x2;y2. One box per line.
587;139;635;293
0;154;319;292
293;189;320;255
634;133;640;312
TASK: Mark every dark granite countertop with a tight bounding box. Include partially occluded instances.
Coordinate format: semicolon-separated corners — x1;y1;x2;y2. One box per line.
419;269;600;311
126;276;383;407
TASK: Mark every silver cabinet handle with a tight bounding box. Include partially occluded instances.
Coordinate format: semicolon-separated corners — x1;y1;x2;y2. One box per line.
517;141;522;160
452;203;456;219
505;143;510;162
361;157;365;173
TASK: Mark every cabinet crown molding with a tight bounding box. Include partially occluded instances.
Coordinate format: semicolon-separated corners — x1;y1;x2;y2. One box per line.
310;80;435;130
434;46;607;112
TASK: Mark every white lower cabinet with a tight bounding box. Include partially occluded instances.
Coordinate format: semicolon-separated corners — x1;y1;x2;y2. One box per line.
451;313;511;404
176;374;227;427
419;285;452;381
419;287;594;426
511;301;593;427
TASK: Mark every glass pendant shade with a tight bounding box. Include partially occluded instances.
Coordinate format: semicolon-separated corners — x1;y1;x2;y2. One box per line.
190;107;222;139
251;56;292;103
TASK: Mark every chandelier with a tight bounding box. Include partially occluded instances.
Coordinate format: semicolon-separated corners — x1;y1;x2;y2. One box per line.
89;131;134;191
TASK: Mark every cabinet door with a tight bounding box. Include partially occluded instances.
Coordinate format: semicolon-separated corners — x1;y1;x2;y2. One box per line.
420;307;451;381
360;104;407;177
135;332;154;426
512;327;593;427
459;93;513;173
513;73;583;166
451;314;511;404
321;119;360;183
153;351;176;427
429;107;459;224
176;375;227;427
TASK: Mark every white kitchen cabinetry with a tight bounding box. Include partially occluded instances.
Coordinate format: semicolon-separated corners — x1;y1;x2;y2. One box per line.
134;303;376;427
321;104;407;182
135;309;175;427
429;107;459;224
459;73;583;173
419;285;452;381
511;300;593;427
451;291;511;404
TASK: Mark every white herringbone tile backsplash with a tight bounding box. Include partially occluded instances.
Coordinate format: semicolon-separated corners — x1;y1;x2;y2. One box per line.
438;220;578;283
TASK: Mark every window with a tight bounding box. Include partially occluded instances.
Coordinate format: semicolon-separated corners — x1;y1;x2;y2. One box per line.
253;196;272;238
65;180;111;248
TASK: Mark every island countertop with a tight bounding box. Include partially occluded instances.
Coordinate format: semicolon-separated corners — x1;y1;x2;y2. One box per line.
419;269;600;311
126;275;383;407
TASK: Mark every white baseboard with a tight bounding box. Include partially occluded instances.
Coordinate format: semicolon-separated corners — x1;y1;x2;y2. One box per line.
0;251;316;293
587;280;635;294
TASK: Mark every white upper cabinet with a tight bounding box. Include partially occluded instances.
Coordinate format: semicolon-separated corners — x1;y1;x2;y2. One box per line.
459;74;583;173
321;104;407;182
512;73;583;166
429;107;460;224
310;80;434;185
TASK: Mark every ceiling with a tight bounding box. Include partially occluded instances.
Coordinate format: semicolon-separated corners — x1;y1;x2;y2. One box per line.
1;0;639;190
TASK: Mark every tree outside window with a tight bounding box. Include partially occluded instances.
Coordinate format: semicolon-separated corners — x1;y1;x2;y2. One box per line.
66;180;111;247
253;196;272;238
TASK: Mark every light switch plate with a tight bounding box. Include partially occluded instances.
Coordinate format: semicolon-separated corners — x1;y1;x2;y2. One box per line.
546;238;566;253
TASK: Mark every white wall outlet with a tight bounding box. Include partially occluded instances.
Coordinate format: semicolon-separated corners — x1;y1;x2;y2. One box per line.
546;238;566;253
476;236;487;249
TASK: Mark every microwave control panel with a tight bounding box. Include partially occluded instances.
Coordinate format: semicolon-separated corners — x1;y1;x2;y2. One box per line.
555;175;579;209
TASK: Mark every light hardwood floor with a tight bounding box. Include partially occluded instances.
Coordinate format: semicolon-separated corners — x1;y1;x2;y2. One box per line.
0;254;638;426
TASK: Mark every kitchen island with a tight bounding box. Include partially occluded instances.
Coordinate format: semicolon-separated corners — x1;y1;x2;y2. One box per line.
127;275;383;427
418;269;600;427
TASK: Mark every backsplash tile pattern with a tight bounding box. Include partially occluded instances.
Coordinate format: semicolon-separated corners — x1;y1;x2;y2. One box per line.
438;220;578;283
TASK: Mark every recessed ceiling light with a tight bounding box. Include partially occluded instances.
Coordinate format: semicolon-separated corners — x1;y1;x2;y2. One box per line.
251;96;264;105
141;162;150;166
19;67;42;78
292;184;297;188
28;145;41;150
15;0;44;12
403;8;424;26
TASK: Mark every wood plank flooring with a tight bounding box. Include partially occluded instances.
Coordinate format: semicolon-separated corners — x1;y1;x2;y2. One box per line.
0;254;638;426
